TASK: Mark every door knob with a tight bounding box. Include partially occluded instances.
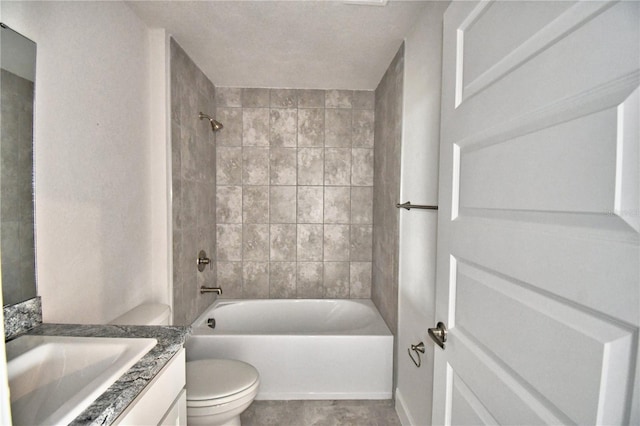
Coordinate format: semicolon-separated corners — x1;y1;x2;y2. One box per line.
428;322;447;349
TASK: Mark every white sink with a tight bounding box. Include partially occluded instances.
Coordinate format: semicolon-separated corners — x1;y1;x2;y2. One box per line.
6;335;157;425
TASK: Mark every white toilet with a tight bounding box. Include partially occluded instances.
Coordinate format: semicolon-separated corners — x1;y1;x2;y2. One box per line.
111;303;260;426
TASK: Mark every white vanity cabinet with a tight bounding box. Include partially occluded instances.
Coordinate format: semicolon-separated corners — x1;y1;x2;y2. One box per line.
114;348;187;425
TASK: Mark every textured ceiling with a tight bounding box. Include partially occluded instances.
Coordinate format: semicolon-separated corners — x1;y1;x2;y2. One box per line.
126;1;429;90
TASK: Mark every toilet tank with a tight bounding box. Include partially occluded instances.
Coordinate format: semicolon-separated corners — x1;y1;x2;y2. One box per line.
110;303;171;326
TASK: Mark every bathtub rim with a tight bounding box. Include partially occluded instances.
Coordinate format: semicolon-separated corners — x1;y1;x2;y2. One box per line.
189;298;392;337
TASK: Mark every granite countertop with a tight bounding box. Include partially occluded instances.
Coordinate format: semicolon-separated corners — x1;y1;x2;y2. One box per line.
26;323;191;426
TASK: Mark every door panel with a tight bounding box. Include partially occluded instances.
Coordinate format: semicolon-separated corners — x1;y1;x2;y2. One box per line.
454;260;634;425
434;1;639;425
450;372;500;426
461;1;577;96
459;107;619;213
449;332;567;425
452;220;638;323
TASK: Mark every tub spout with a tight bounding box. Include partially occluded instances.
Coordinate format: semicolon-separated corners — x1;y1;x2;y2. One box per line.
200;286;222;295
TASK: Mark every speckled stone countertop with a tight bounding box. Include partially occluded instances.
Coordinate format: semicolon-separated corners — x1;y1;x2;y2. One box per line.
26;323;191;426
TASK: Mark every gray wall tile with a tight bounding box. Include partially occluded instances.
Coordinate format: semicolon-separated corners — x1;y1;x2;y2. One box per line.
298;109;324;147
171;123;182;178
351;187;373;224
324;224;350;261
350;225;373;261
242;147;270;185
372;44;404;333
350;262;372;298
324;148;352;186
217;262;243;298
172;179;184;230
180;128;199;181
297;148;324;185
170;39;217;324
324;262;350;298
243;186;269;223
215;107;243;146
270;224;297;261
270;262;297;298
297;262;324;298
213;86;377;301
243;224;270;261
270;148;297;185
242;88;270;107
270;89;297;108
352;110;375;148
351;148;374;186
297;186;324;223
216;224;243;261
270;109;298;147
325;109;352;147
270;186;297;223
243;262;270;298
243;108;270;146
297;224;323;261
216;87;242;107
325;90;353;108
216;147;243;185
297;89;325;108
324;187;351;224
353;91;375;110
196;181;213;226
216;186;243;224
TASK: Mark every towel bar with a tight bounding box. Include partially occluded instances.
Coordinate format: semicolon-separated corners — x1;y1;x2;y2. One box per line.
396;201;438;211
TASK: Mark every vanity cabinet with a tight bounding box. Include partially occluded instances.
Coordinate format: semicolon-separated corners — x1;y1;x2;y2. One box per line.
114;348;187;425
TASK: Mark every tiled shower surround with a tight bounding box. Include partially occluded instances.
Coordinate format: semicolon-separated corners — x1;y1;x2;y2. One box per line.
171;39;217;325
215;87;375;299
373;44;404;334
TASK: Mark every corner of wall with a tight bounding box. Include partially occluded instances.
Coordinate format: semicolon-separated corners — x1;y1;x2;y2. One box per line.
148;28;172;311
395;1;449;423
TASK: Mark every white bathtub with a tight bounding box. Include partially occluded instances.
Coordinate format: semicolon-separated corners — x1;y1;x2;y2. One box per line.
186;299;393;400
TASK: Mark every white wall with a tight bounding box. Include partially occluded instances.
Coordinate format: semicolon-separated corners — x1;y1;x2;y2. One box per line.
396;2;449;424
0;1;169;323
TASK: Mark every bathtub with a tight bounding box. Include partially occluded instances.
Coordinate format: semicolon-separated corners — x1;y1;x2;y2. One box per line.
186;299;393;400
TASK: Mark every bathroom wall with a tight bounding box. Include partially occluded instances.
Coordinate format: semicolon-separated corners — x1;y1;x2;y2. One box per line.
372;45;404;334
0;69;36;305
170;39;217;325
215;88;375;298
0;1;167;323
395;3;448;424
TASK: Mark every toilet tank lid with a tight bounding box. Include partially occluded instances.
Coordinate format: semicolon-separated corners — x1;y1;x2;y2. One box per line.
110;303;171;325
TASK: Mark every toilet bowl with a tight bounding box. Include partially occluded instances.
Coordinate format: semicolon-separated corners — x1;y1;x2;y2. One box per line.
186;359;260;426
111;304;260;426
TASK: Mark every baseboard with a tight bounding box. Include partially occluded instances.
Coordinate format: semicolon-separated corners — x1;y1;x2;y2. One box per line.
255;391;393;400
395;388;419;426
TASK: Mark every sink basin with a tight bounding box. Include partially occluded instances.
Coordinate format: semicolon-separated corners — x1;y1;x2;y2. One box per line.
6;335;157;425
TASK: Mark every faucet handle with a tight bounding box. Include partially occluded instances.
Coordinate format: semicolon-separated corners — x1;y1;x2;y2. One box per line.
197;250;212;272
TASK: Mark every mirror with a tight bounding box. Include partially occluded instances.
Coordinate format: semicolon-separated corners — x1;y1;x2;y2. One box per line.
0;23;37;306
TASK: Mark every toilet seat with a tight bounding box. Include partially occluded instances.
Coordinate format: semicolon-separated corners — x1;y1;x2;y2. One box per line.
186;359;260;407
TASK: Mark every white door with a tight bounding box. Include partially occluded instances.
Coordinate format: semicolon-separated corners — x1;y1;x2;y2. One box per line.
433;1;639;425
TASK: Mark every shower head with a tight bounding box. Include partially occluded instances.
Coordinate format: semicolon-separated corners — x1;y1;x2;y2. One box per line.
199;112;224;132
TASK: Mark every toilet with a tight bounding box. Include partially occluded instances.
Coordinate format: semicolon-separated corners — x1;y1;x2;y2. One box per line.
111;303;260;426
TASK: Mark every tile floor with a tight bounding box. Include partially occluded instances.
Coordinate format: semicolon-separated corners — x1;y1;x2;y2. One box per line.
240;400;402;426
